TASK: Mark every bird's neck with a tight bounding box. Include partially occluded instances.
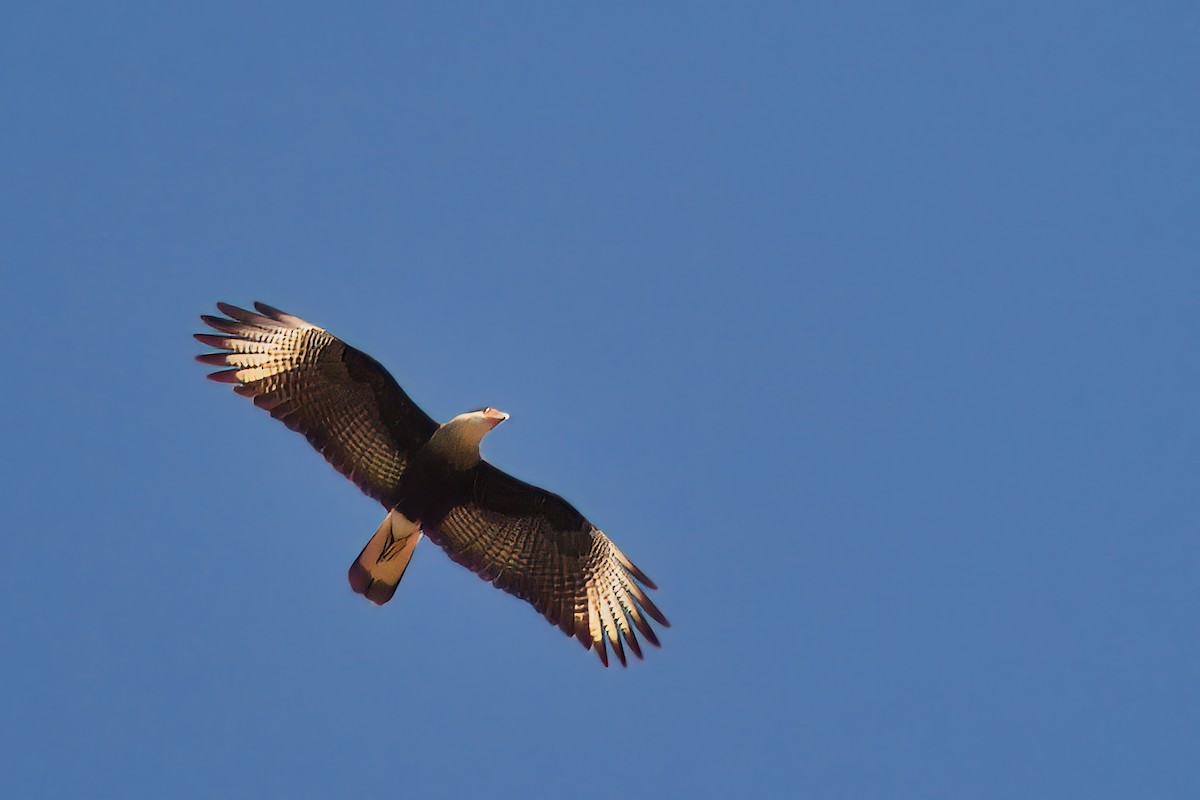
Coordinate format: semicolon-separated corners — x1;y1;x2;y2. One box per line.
427;417;486;470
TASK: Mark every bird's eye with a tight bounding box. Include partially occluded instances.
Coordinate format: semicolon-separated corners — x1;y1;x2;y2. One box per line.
483;407;492;413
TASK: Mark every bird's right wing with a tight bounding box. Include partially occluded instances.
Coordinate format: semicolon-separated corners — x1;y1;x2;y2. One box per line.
426;462;669;667
195;302;438;507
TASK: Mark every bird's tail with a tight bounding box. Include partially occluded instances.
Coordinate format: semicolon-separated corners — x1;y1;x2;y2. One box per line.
348;509;422;605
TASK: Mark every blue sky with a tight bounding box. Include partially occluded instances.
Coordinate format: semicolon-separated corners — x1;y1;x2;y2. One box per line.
3;2;1198;797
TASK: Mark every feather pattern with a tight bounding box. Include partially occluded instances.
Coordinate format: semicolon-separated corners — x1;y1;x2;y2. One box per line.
194;302;437;506
426;462;669;666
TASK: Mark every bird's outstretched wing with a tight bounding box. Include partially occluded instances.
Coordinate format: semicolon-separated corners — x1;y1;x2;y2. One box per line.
427;462;669;667
195;302;438;507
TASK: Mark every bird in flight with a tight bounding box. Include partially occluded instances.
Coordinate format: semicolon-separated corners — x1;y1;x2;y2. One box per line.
195;302;667;666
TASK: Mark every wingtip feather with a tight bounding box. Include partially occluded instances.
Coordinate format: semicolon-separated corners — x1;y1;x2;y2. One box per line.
206;369;242;384
614;549;657;590
611;637;627;667
194;333;235;348
253;301;308;328
622;621;644;660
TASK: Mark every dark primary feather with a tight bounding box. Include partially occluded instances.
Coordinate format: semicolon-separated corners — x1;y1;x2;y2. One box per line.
426;462;669;667
194;302;438;506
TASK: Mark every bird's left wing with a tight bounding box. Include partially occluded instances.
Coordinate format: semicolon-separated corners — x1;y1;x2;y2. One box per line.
195;302;438;507
425;462;669;666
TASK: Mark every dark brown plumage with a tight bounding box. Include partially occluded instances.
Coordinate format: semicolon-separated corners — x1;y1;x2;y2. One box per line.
196;301;667;666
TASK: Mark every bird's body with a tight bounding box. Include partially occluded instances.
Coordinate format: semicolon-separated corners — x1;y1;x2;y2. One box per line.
196;302;667;666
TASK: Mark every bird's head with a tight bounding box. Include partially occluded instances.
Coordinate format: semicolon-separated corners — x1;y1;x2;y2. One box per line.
430;407;510;468
446;406;509;429
477;406;510;428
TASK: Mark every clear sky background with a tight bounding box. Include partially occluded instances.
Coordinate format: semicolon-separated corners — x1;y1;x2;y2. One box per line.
3;3;1197;798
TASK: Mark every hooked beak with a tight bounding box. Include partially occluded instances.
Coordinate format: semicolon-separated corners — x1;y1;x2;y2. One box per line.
483;408;510;426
